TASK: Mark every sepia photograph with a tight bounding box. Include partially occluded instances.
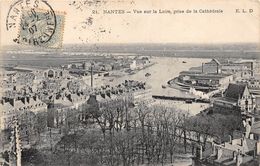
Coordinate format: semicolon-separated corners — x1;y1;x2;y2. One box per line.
0;0;260;165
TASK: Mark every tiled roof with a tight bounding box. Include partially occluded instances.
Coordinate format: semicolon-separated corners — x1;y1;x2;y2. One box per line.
225;84;247;99
54;98;73;107
0;102;13;111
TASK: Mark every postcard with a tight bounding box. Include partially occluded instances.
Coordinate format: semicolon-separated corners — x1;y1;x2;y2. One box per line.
0;0;260;165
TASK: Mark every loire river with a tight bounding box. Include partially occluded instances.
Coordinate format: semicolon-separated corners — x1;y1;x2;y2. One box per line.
114;57;210;97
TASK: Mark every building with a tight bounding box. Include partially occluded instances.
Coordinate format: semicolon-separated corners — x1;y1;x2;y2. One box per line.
47;91;89;128
0;71;17;92
202;58;255;78
179;71;233;89
192;138;259;166
101;64;113;71
130;60;137;70
78;80;152;131
237;78;260;110
87;80;152;107
202;58;221;74
0;95;48;146
82;62;91;70
192;110;260;166
213;83;256;114
43;68;69;79
222;60;254;79
80;80;152;122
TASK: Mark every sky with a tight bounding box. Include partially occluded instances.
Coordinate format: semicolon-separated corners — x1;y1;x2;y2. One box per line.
0;0;259;46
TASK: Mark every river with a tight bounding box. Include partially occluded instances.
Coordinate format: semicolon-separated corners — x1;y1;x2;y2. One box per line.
112;57;210;97
102;57;211;116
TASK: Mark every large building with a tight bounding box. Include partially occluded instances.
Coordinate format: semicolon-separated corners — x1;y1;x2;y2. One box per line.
193;102;260;166
47;91;88;129
202;59;255;78
202;58;221;74
86;80;152;107
192;137;259;166
237;78;260;110
47;80;152;129
213;83;256;114
42;68;69;79
179;71;234;89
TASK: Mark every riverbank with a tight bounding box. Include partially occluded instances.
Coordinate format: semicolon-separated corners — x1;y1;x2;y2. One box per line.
109;62;157;78
169;77;218;92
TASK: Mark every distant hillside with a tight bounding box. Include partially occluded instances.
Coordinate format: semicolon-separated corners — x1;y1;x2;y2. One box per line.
1;43;260;59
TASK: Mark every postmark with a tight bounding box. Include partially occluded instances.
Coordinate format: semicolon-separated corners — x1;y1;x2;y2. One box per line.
6;0;65;48
18;8;56;46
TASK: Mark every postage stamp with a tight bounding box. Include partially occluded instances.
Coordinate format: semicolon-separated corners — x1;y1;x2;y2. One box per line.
6;0;65;48
18;9;66;48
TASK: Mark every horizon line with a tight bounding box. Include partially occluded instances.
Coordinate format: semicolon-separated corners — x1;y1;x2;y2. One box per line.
1;42;260;47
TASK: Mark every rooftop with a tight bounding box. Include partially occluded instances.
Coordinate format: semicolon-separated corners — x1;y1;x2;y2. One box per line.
225;84;247;100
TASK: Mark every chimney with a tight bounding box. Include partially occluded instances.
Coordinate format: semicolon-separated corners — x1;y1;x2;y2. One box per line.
202;63;204;73
236;150;243;166
212;142;216;156
199;145;203;160
196;145;203;160
233;151;237;160
217;147;223;160
251;62;254;76
251;116;255;126
91;63;93;89
255;141;260;156
229;135;232;144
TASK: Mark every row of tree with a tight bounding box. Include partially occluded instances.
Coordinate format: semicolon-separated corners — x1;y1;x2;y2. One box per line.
1;100;243;165
50;103;192;166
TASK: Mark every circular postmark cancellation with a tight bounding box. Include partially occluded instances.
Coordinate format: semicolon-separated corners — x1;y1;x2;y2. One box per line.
6;0;58;47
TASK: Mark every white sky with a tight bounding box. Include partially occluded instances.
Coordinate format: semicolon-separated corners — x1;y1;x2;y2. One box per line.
0;0;259;45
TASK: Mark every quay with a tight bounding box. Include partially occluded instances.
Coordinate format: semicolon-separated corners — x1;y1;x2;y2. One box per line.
152;95;210;103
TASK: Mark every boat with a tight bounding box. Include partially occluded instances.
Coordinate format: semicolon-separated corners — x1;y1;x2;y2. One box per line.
145;73;151;77
129;70;137;75
182;61;187;63
185;100;193;104
162;85;166;89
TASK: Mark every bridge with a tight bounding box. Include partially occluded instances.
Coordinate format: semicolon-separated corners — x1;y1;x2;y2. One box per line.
152;95;210;103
